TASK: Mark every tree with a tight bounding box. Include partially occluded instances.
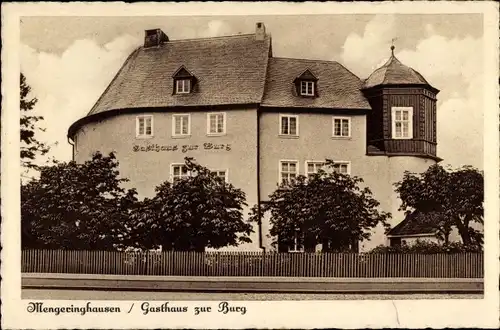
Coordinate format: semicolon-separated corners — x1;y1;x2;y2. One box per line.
128;157;252;251
21;152;138;250
394;164;483;246
20;73;50;171
250;160;391;252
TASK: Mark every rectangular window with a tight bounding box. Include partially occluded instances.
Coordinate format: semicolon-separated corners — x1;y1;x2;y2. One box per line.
171;164;189;183
305;161;325;179
392;107;413;139
300;81;314;96
172;114;190;136
176;79;191;94
332;162;350;175
289;231;304;253
280;114;299;136
207;112;226;135
211;170;228;182
279;160;298;185
333;117;351;137
136;115;153;138
390;237;402;247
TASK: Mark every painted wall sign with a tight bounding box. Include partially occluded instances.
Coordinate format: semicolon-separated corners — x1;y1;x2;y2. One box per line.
133;143;231;153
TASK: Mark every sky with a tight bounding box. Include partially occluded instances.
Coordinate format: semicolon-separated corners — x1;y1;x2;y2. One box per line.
20;14;484;169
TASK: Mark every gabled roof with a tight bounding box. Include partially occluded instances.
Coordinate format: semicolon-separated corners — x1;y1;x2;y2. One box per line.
388;211;443;237
172;66;194;78
294;69;318;82
68;30;375;139
262;58;371;110
87;34;272;116
363;51;437;92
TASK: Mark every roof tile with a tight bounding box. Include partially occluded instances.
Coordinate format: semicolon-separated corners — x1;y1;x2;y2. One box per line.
88;34;272;116
262;57;371;109
363;55;430;89
388;211;443;237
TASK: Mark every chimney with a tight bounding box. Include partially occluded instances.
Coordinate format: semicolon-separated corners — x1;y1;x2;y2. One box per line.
144;28;169;48
255;22;266;40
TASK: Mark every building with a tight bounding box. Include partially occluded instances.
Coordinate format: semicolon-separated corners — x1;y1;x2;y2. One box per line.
67;23;440;252
387;210;483;247
387;211;451;246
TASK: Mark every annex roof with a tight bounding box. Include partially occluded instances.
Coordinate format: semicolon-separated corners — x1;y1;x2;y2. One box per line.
387;210;443;237
87;34;272;116
262;57;371;110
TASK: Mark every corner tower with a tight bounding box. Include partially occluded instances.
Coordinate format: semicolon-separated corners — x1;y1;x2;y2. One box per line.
362;46;441;161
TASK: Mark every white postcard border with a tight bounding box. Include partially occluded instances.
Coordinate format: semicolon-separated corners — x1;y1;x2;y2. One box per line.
2;2;499;329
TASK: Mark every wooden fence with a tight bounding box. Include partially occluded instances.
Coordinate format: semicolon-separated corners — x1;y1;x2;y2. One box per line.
21;250;483;278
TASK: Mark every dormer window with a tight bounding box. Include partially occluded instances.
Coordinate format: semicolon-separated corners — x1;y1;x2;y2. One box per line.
294;69;318;98
173;66;196;95
300;81;315;96
176;79;191;94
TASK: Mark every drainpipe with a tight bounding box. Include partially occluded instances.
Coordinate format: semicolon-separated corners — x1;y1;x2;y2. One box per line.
256;108;265;252
67;136;75;161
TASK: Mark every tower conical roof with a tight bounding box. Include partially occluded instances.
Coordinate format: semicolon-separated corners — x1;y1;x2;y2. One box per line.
363;46;434;90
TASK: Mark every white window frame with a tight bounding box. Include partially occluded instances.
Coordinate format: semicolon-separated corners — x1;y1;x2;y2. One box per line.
175;79;191;94
300;81;315;96
279;160;299;186
136;115;154;139
170;163;190;183
279;114;299;137
305;161;326;179
331;161;351;175
288;230;305;253
332;116;351;138
391;106;413;139
172;114;191;137
207;112;226;136
211;169;228;182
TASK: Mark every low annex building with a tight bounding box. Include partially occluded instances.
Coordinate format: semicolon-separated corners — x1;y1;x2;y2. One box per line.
68;23;440;252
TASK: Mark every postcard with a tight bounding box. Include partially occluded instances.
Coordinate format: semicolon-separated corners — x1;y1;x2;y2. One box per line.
2;1;499;329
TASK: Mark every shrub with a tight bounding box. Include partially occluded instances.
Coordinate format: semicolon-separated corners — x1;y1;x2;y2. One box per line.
368;240;482;254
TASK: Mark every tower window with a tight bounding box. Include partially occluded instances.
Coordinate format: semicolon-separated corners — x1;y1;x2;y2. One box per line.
392;107;413;139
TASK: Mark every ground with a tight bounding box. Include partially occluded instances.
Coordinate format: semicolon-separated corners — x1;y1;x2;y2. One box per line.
22;290;482;300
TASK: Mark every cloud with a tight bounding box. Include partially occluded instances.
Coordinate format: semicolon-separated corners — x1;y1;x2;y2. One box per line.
21;34;140;164
435;75;483;169
341;15;483;169
176;20;235;39
341;15;397;78
19;20;232;166
19;20;234;165
20;16;484;171
201;20;234;37
396;35;483;169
